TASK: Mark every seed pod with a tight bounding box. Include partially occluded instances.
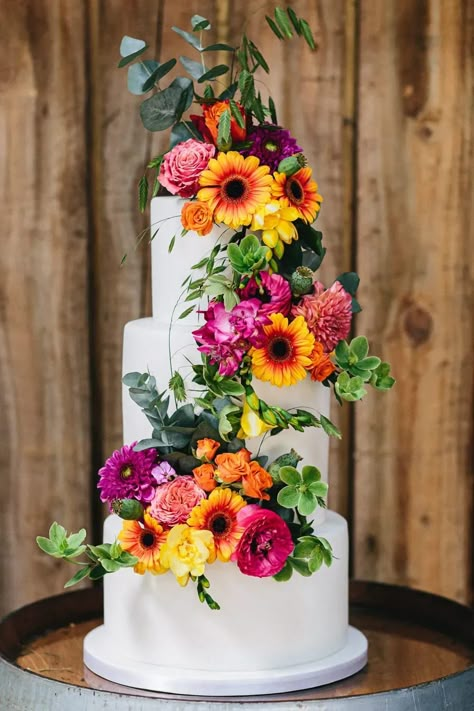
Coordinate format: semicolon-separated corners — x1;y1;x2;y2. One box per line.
277;153;307;176
291;266;314;296
268;449;303;481
111;498;144;520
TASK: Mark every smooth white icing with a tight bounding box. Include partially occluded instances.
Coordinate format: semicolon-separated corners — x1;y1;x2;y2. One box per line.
102;510;348;672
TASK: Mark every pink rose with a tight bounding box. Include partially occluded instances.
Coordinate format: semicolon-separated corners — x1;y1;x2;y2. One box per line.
149;476;206;526
159;139;216;198
232;505;294;577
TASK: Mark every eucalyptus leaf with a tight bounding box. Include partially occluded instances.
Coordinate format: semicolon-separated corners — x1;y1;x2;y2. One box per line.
179;55;205;80
127;60;159;94
198;64;229;83
203;43;235;52
118;36;148;67
140;84;185;131
142;58;177;90
172;26;202;50
191;14;211;31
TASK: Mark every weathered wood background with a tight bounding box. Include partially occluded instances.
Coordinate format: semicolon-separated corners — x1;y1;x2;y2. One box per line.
0;0;472;616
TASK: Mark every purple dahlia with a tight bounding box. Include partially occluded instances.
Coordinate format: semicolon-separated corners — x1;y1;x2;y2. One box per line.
242;125;302;172
98;443;157;506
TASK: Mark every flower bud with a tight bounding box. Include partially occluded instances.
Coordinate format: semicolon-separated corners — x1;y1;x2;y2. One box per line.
290;266;314;296
277;153;307;176
112;498;144;520
268;449;303;481
245;388;260;411
260;402;279;426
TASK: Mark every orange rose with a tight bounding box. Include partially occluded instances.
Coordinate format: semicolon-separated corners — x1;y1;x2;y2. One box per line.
307;342;336;382
193;463;217;492
202;100;247;145
181;201;214;236
214;450;251;483
195;438;221;462
242;461;273;500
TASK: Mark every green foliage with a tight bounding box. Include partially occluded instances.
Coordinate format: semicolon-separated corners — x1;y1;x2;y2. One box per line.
169;371;187;403
227;234;268;275
140;77;193;131
277;464;328;516
36;524;137;588
335;371;367;402
370;362;396;391
334;337;383;392
118;36;148;67
194;574;220;610
216;108;231;150
265;8;317;50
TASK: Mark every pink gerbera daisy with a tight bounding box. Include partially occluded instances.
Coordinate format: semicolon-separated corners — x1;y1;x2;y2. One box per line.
291;281;352;352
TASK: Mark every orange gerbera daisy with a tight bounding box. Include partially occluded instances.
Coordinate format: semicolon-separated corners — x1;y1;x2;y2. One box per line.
187;487;247;562
197;151;273;229
118;511;168;575
251;313;315;387
271;167;323;223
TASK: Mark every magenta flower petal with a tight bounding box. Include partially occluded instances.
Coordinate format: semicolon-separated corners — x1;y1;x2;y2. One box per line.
240;272;292;317
233;505;294;577
242;125;302;172
97;443;157;506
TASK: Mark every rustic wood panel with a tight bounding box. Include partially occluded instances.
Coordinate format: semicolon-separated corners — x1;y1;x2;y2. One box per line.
0;0;91;614
354;0;474;603
226;0;354;519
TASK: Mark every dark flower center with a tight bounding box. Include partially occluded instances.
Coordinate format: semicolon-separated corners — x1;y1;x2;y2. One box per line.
141;532;155;548
264;140;279;153
286;177;303;203
120;465;133;480
224;177;247;200
210;513;231;536
269;337;293;361
251;534;273;556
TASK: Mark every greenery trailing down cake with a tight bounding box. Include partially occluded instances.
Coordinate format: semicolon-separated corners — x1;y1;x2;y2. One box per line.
37;7;394;695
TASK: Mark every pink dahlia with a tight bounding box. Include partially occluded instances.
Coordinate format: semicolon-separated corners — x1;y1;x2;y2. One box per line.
149;475;206;527
292;280;352;352
240;271;292;317
232;505;294;577
97;443;157;506
159;139;216;198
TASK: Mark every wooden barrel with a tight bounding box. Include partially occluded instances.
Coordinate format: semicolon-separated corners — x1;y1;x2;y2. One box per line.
1;581;473;710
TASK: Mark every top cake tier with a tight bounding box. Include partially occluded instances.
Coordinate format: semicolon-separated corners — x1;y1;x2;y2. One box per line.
151;196;229;326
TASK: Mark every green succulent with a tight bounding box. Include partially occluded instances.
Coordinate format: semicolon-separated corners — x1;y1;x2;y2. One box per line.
277;464;328;516
335;371;367;402
370;361;396;391
335;336;381;381
227;234;269;275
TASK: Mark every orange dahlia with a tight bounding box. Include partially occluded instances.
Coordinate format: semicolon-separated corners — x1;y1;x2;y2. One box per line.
118;511;168;575
197;151;273;229
271;167;323;223
251;313;315;387
187;487;247;562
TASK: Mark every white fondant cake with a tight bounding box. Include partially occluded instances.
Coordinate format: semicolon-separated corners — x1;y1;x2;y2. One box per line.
84;197;367;694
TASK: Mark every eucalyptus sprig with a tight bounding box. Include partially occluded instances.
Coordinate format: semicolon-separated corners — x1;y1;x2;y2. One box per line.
36;523;137;588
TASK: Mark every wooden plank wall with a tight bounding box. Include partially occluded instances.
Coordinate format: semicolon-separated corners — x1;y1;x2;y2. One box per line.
0;0;472;615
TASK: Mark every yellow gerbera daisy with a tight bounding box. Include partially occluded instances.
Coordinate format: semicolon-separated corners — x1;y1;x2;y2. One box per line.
197;151;273;229
251;200;300;249
118;511;168;575
187;487;246;562
251;313;315;387
271;167;323;223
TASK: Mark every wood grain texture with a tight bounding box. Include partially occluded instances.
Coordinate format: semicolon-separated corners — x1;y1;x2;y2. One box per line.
0;0;91;614
225;0;354;519
354;0;474;602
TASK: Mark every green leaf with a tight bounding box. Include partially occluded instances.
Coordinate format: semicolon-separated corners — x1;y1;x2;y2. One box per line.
64;566;92;588
63;545;87;559
142;58;177;90
202;43;236;52
273;560;293;582
218;379;245;396
66;529;87;549
287;7;303;36
168;235;176;253
293;539;316;559
89;565;107;581
279;465;300;486
109;540;122;560
179;55;205;80
308;481;328;498
301;465;321;484
118;36;148;67
265;15;284;40
320;414;342;439
274;7;294;38
268;96;277;123
36;536;60;556
101;558;121;573
138;175;148;213
290;557;312;576
238;70;255;107
350;335;369;361
127;60;159;94
172;26;202;50
179;306;196;320
277;486;299;508
248;41;269;73
49;522;67;547
198;64;229;83
229;99;245;128
336;271;360;296
217;108;231;150
357;356;381;370
122;372;143;387
298;490;317;516
88;544;112;560
118;551;139;566
300;19;317;50
308;547;324;573
140;84;185;131
191;15;210;31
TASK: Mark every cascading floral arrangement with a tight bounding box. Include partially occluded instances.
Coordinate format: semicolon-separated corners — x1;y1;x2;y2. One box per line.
37;8;394;609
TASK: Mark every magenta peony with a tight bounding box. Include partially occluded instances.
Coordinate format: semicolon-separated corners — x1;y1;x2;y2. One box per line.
240;271;292;317
233;505;294;577
291;280;352;352
148;476;206;526
97;443;157;506
159;139;216;198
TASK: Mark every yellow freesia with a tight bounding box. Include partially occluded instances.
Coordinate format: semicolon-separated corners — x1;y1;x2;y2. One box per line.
159;524;215;586
239;400;274;439
251;200;299;251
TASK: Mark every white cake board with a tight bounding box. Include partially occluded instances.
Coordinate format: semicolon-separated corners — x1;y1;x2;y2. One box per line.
83;625;368;696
